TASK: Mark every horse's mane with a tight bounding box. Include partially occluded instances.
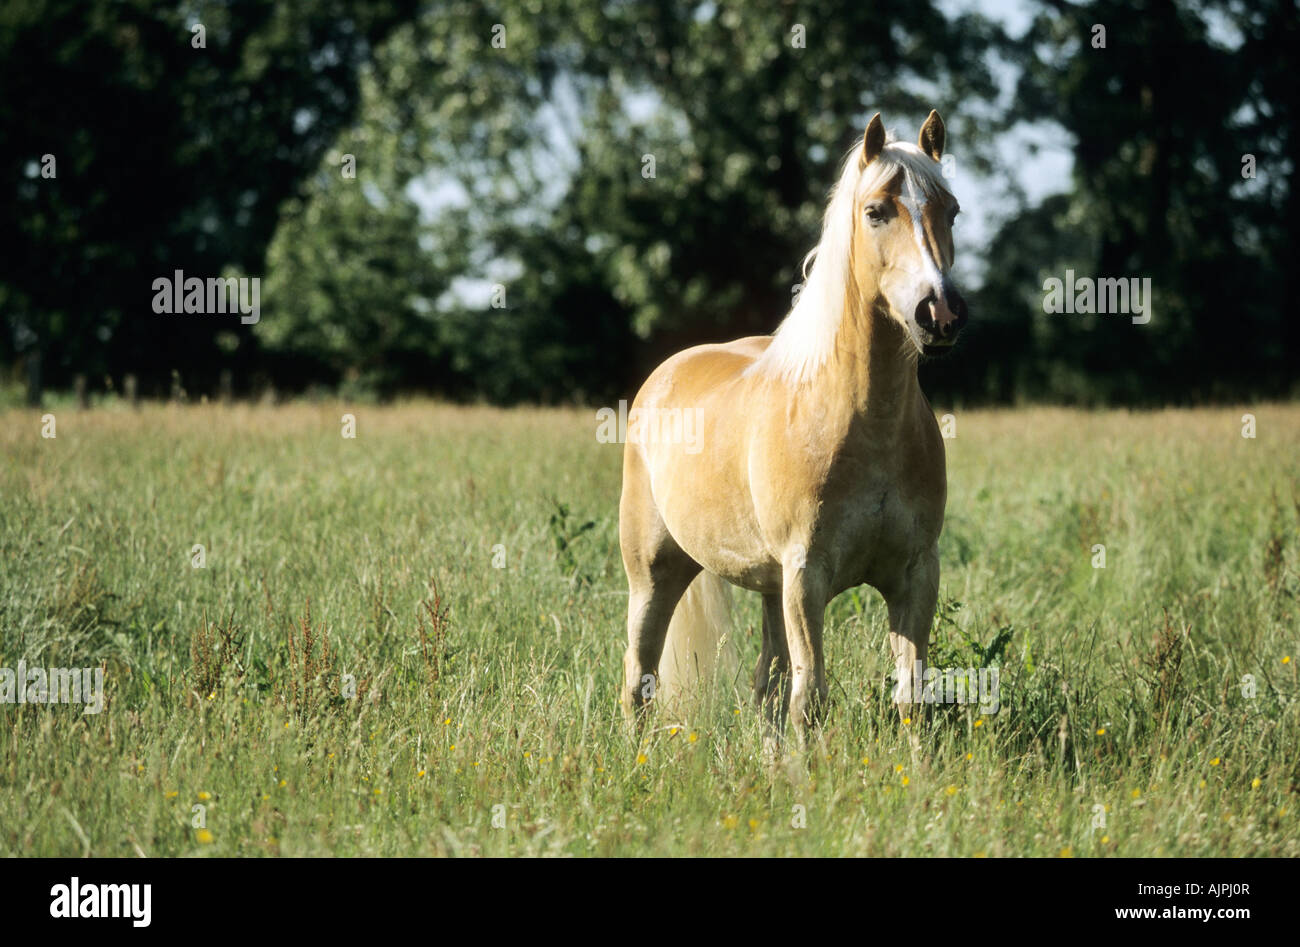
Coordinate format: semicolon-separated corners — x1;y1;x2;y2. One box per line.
752;137;950;384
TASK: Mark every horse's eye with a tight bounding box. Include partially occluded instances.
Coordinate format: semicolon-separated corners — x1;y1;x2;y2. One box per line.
949;207;960;226
864;204;887;225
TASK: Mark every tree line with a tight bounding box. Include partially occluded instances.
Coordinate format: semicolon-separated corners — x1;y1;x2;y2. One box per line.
3;0;1295;407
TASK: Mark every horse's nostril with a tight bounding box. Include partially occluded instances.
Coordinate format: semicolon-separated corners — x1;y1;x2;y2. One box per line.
914;295;935;331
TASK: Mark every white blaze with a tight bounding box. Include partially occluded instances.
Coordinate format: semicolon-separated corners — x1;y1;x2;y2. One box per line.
898;170;944;289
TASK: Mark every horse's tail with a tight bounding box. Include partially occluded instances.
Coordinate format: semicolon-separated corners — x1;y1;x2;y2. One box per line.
656;571;738;705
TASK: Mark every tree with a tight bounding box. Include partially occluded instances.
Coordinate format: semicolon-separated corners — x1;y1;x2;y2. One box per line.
0;0;419;399
946;0;1297;405
255;0;1005;402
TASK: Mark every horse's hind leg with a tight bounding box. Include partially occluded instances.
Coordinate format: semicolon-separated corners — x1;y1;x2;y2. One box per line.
622;567;697;720
619;453;700;721
753;592;790;732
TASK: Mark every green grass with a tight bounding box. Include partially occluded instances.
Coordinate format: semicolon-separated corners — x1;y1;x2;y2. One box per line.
1;400;1297;856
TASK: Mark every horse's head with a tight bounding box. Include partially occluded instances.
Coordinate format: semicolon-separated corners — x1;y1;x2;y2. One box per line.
853;111;968;356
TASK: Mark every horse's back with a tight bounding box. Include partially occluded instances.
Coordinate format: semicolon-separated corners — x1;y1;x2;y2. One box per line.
633;335;772;409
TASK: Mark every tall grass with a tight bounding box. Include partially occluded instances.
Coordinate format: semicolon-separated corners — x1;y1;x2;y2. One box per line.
1;401;1296;855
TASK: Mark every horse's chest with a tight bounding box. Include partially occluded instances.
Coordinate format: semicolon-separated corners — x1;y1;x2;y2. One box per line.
823;479;940;593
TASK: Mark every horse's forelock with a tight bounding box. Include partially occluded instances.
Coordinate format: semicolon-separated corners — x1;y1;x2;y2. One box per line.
855;140;950;203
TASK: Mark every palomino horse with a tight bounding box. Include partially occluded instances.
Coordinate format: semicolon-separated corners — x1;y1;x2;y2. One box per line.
619;111;967;744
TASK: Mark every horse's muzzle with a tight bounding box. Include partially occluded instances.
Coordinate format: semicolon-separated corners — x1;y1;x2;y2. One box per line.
913;280;968;351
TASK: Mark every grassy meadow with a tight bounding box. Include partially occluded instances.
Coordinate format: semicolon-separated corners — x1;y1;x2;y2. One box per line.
1;399;1297;856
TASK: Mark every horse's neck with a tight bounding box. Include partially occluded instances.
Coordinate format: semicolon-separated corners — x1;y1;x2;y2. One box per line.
823;285;921;443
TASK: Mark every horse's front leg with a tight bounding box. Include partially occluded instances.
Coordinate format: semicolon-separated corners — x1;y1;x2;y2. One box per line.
753;592;791;745
885;545;940;730
781;550;830;748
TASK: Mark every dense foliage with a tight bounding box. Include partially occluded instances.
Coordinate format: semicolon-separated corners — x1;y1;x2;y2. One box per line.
2;0;1295;404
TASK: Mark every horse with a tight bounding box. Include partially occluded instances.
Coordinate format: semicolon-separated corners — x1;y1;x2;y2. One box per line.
618;111;968;745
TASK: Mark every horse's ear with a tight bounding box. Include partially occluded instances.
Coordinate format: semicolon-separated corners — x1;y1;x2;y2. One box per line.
861;113;886;166
918;110;945;161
